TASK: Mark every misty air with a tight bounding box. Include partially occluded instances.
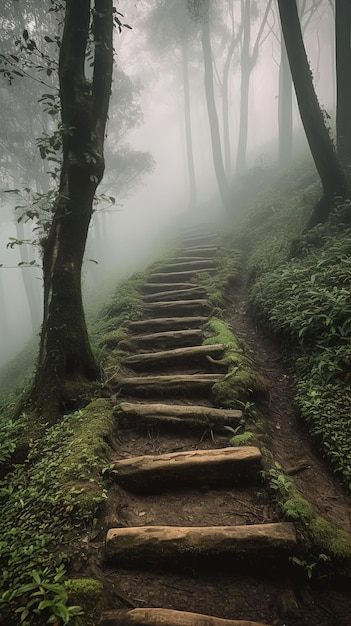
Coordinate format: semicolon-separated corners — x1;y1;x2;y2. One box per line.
0;2;350;625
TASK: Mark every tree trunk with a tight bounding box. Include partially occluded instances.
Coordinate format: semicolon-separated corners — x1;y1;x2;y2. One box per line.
335;0;351;171
236;0;251;176
181;39;197;209
28;0;113;418
201;0;231;212
235;0;272;175
221;0;243;177
278;36;293;165
277;0;348;226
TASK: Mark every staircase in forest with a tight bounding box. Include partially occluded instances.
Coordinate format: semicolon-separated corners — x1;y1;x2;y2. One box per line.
99;224;298;626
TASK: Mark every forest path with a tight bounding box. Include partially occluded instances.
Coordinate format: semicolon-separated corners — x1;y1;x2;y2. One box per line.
86;223;351;626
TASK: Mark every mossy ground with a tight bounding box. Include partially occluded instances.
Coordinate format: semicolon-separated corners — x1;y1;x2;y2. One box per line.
204;317;267;410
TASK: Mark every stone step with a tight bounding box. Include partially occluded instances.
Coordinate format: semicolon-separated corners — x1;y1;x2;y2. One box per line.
100;608;272;626
114;401;242;431
141;282;200;294
128;317;209;333
160;260;216;272
113;373;222;397
112;446;262;493
105;523;297;568
122;344;225;371
148;269;216;283
128;329;204;349
144;299;211;317
143;286;207;303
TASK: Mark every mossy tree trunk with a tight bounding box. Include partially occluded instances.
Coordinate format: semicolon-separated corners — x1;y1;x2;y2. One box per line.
28;0;113;419
277;0;348;227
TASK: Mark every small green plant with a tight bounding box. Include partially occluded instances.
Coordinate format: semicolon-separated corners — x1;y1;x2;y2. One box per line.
289;554;329;580
5;566;83;626
265;462;293;495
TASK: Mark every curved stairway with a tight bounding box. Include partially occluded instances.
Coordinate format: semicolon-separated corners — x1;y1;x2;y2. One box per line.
100;224;298;626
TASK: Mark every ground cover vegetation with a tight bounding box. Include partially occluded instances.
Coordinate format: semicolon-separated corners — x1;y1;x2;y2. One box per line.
235;155;351;492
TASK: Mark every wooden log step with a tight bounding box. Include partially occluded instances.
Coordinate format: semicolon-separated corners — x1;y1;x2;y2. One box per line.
182;234;215;245
148;269;216;283
141;282;202;294
105;523;297;568
122;344;225;371
143;287;207;303
115;401;242;431
129;329;204;349
169;255;216;263
112;447;262;492
100;608;272;626
144;299;211;316
113;374;222;396
180;246;218;257
128;317;209;333
160;260;216;272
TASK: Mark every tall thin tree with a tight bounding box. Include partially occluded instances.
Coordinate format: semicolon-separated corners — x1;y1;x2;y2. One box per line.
277;0;348;227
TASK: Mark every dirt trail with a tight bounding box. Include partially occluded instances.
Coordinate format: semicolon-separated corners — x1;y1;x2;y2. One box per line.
79;224;351;626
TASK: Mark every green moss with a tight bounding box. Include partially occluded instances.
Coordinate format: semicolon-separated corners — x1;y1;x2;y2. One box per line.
204;318;267;408
281;489;314;522
58;398;115;520
264;463;351;562
229;431;253;446
310;516;351;559
194;248;242;307
68;578;103;622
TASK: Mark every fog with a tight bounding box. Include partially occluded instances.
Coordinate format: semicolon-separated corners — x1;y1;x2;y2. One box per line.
0;0;335;375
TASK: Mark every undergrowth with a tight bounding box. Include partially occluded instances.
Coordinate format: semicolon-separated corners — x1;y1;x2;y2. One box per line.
264;462;351;576
248;203;351;489
0;399;114;625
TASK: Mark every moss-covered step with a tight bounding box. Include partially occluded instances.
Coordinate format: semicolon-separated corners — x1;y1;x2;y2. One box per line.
112;446;262;492
160;260;216;272
114;401;242;431
148;270;216;283
122;344;225;371
143;299;211;317
128;317;209;333
127;329;204;349
100;608;272;626
105;523;297;568
113;374;222;397
143;286;207;303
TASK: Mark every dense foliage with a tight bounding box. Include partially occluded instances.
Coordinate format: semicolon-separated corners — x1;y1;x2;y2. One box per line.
245;161;351;490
